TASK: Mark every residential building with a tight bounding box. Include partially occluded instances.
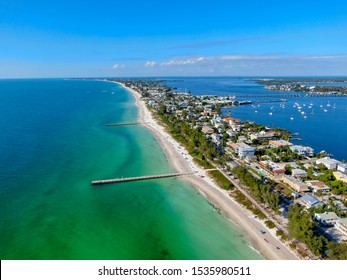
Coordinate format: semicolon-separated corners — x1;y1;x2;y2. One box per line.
298;194;324;209
306;180;331;193
315;212;339;226
282;175;309;192
316;157;340;170
223;117;240;125
202;126;214;134
290;145;314;156
237;143;256;159
333;200;347;212
335;218;347;237
269;139;293;148
292;169;308;178
250;131;275;141
337;163;347;173
226;129;236;137
333;171;347;183
227;142;256;159
260;160;286;178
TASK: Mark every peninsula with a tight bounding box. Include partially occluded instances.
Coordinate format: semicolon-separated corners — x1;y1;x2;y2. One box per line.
109;79;347;260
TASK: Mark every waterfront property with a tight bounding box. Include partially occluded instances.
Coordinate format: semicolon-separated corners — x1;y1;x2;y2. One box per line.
316;157;340;170
289;145;314;156
269;139;293;148
250;131;275;141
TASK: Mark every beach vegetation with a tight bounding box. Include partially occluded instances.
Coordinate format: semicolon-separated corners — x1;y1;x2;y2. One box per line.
207;170;234;190
276;229;288;241
232;166;280;211
265;220;276;229
287;204;328;257
230;190;267;219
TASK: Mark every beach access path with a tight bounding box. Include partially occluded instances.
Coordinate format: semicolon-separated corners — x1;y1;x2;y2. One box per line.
116;82;299;260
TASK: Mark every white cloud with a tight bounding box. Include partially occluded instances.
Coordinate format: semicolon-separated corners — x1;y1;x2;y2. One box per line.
298;55;346;60
112;64;126;69
220;55;278;60
160;56;205;66
144;61;157;67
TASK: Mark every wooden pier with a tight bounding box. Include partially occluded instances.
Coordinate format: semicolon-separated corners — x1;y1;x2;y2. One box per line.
105;122;141;127
91;172;194;185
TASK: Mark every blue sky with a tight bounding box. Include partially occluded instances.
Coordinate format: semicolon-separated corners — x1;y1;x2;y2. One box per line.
1;0;347;77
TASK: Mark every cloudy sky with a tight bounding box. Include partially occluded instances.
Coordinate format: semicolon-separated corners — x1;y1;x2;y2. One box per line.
1;0;347;78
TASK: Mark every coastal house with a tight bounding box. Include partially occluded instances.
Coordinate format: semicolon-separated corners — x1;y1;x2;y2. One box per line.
238;136;247;142
282;175;309;192
260;160;286;178
315;212;339;226
289;145;314;156
231;123;242;132
226;129;236;137
227;142;256;159
238;143;256;159
250;131;275;141
223;117;240;125
298;194;324;209
316;157;340;170
211;133;222;145
333;171;347;183
202;126;214;134
335;218;347;237
337;163;347;173
305;180;331;193
269;139;293;148
291;168;308;179
333;200;347;212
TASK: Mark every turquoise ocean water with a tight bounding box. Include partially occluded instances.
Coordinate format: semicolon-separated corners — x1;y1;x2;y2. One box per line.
0;79;262;260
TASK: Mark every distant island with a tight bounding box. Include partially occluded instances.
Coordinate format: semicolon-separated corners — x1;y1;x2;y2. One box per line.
255;78;347;96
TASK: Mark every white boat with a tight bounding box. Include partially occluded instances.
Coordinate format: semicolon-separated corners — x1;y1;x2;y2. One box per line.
290;116;294;120
269;112;273;115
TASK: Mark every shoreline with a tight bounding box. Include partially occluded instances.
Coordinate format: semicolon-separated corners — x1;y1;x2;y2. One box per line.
115;81;299;260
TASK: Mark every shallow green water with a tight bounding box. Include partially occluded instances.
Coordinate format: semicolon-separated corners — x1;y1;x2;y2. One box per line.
0;79;262;259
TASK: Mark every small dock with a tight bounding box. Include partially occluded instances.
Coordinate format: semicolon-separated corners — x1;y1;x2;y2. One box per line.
91;172;194;185
105;122;141;127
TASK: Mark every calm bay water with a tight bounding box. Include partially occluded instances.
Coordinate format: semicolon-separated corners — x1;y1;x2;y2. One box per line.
0;79;262;260
165;77;347;161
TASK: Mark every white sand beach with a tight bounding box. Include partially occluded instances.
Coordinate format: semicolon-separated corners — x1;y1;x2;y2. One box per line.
117;82;299;260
